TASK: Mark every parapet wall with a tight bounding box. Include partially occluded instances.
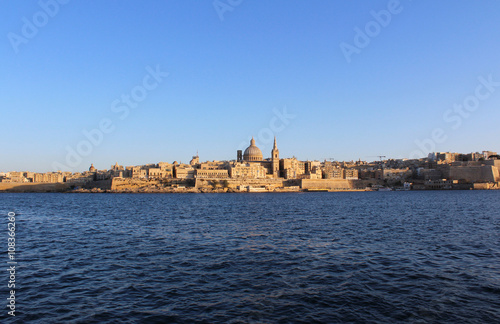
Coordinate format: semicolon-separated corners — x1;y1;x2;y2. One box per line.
300;179;368;190
195;178;284;189
111;178;194;191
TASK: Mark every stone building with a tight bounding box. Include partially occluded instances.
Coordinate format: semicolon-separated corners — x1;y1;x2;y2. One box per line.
33;172;64;183
323;162;359;180
323;162;344;179
281;158;305;179
195;169;229;179
243;137;263;162
190;155;200;166
148;168;169;179
158;162;174;178
344;168;359;180
228;162;268;179
231;136;282;179
174;164;195;179
382;168;411;181
199;161;228;170
483;151;498;159
131;166;147;179
303;166;322;179
111;162;124;171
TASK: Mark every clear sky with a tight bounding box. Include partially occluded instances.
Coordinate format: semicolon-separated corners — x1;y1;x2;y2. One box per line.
1;0;500;172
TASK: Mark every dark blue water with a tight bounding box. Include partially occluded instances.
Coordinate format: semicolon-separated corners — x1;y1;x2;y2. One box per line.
1;191;499;323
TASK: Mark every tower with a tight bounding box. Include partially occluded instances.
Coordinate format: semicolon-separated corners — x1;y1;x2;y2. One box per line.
271;137;279;178
190;154;200;166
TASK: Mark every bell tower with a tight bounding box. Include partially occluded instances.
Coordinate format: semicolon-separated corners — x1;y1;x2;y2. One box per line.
271;137;279;178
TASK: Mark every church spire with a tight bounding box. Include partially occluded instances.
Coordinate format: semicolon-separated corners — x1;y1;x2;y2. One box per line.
271;136;279;159
271;137;279;178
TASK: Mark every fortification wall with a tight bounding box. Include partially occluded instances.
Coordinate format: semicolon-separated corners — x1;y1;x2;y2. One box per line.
300;179;368;190
83;180;112;190
111;178;195;191
449;166;497;182
111;178;161;190
195;178;284;189
0;182;71;192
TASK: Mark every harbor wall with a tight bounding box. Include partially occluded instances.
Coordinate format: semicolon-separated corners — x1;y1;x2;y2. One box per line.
0;182;71;192
300;179;373;190
195;178;285;189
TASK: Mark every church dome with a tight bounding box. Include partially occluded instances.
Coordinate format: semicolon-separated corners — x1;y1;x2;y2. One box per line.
243;137;263;161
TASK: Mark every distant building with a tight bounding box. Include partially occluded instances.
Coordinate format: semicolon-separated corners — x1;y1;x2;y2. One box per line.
148;168;165;179
229;162;267;179
243;137;263;162
174;164;195;179
482;151;497;159
190;155;200;166
429;151;497;163
383;168;411;181
195;169;229;179
33;172;64;183
131;166;147;179
281;158;305;179
345;169;359;180
323;162;359;180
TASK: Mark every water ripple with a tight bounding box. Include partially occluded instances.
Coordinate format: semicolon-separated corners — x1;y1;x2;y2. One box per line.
0;191;499;323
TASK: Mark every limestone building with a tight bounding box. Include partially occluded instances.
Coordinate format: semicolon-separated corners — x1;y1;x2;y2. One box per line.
228;162;267;179
190;155;200;166
33;172;64;183
281;158;305;179
233;137;282;179
195;169;229;179
243;137;263;162
174;164;195;179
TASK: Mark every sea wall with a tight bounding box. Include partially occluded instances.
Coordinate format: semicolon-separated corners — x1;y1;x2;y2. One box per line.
83;180;112;190
473;182;500;190
300;179;372;190
0;182;71;192
111;178;164;191
110;178;194;191
195;178;284;189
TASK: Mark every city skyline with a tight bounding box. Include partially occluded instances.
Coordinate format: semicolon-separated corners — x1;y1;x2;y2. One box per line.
2;1;500;172
1;132;496;174
2;135;498;192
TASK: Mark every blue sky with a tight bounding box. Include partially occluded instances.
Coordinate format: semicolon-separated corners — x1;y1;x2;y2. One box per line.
1;0;500;172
